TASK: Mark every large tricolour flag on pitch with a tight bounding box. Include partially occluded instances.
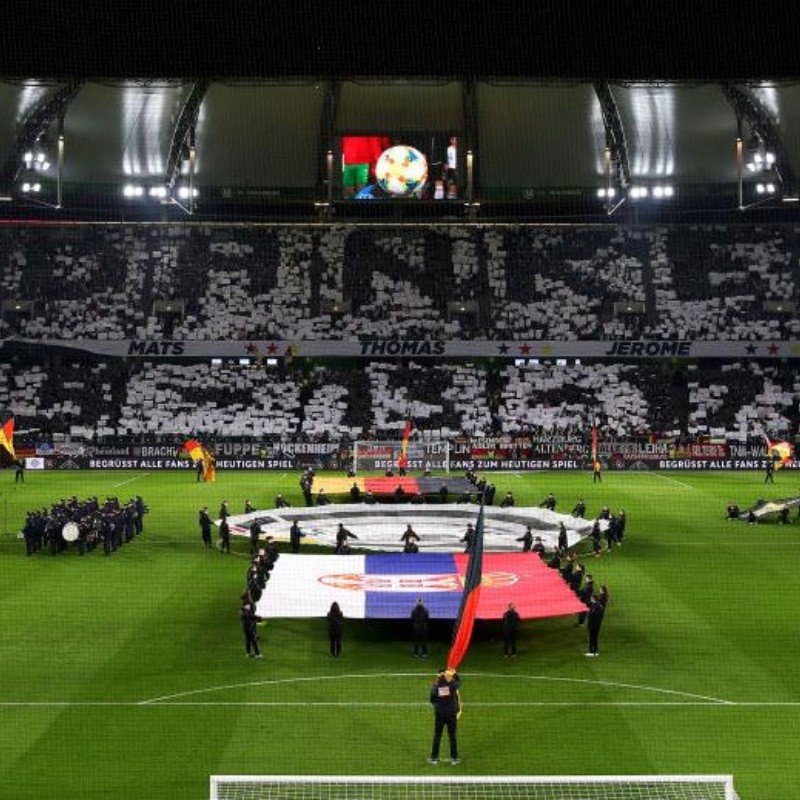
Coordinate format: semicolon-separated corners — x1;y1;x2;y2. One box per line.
255;552;585;622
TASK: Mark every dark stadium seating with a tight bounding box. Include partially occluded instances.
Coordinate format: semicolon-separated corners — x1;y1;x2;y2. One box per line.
3;223;798;342
1;223;799;444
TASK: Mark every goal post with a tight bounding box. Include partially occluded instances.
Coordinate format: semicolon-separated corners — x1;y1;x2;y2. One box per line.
210;775;740;800
352;439;451;474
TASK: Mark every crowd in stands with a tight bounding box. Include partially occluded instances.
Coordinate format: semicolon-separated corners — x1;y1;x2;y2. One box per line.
2;223;800;342
2;357;799;443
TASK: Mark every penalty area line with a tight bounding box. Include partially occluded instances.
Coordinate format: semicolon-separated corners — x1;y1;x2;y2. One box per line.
112;473;150;489
651;473;695;490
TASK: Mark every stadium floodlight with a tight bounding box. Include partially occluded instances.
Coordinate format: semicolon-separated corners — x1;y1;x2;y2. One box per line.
652;186;664;198
663;185;674;197
629;186;648;199
209;774;741;800
756;183;765;194
177;186;199;199
21;182;30;193
766;183;776;194
149;186;168;199
123;184;144;198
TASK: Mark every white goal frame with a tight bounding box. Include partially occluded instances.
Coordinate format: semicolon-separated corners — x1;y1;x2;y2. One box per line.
210;774;740;800
352;439;451;474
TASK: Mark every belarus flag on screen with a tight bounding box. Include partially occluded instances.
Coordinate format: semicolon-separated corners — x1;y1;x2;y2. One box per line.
255;553;585;621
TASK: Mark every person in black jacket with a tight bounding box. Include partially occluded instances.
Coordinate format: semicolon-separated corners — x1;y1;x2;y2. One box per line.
400;525;421;549
572;498;586;518
327;601;344;656
199;507;212;549
249;519;261;555
586;588;608;657
541;493;557;511
517;526;533;552
335;523;358;554
500;491;515;508
411;597;430;657
460;524;475;554
502;602;521;658
219;518;231;554
575;574;594;626
429;668;461;764
557;522;568;551
240;602;263;658
289;520;306;553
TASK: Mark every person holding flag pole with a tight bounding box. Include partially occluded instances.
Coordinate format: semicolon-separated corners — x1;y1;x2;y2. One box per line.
763;432;793;483
398;415;414;476
428;492;486;765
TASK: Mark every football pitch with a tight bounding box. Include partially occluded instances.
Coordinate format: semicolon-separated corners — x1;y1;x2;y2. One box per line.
1;468;798;800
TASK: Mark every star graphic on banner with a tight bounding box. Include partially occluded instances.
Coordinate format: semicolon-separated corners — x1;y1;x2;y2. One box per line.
541;344;554;356
745;344;757;355
267;342;278;354
519;343;532;355
246;342;258;355
790;343;800;356
498;343;509;354
768;343;780;356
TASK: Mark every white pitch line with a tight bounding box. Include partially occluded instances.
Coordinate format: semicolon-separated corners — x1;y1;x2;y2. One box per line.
651;473;695;490
112;473;150;489
2;700;800;709
138;671;732;706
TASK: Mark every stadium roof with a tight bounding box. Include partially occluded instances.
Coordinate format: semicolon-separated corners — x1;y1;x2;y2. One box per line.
1;79;799;216
2;2;799;218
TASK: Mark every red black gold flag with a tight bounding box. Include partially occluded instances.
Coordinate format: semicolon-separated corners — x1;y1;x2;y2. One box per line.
447;501;485;670
764;435;793;470
0;410;15;465
398;418;414;471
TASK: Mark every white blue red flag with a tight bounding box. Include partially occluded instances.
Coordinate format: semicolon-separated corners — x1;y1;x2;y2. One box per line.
255;552;585;621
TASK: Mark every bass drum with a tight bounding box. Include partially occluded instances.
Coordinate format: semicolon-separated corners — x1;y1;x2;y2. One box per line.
62;522;80;542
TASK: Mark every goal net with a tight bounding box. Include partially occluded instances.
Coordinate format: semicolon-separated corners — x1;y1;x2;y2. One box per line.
210;775;740;800
352;440;451;473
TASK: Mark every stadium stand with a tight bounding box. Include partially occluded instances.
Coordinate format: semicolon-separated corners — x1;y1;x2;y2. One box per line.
3;223;798;342
0;356;798;444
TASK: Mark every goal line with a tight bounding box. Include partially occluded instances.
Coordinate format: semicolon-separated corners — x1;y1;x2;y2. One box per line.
210;774;740;800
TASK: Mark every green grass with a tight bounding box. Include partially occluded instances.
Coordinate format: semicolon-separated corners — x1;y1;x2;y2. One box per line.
1;469;799;799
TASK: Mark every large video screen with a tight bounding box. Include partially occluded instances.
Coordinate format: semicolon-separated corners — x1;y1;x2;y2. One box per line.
340;134;461;200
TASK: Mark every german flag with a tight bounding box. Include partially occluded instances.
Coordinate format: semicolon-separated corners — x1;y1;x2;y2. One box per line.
398;418;414;471
447;500;485;670
765;436;793;469
0;410;15;466
182;439;216;482
182;439;209;463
